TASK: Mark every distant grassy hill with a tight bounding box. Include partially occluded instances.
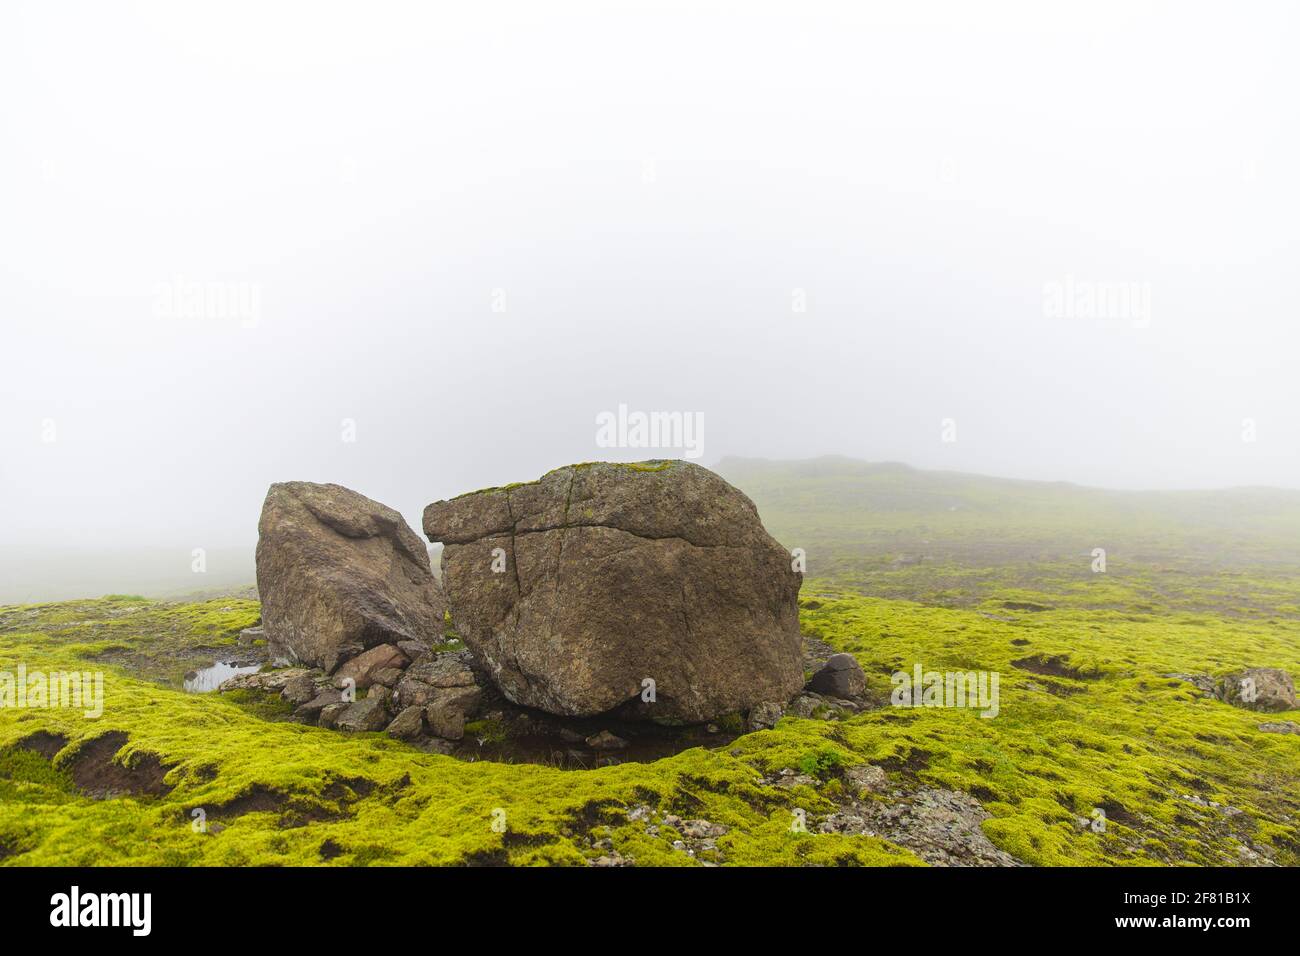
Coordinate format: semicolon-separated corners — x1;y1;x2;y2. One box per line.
717;457;1300;616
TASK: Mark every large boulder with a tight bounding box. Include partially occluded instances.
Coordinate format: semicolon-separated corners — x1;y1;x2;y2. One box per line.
423;460;803;722
256;482;445;673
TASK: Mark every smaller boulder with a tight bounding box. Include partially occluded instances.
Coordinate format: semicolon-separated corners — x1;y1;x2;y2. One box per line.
786;694;822;718
1166;673;1217;696
747;701;784;731
807;653;867;699
370;667;405;688
425;701;465;741
333;697;390;733
1219;668;1296;712
334;645;409;691
394;652;484;717
397;639;432;660
386;706;426;741
1258;721;1300;735
238;626;264;646
280;674;319;707
318;702;350;730
844;763;888;794
294;689;344;722
255;481;446;672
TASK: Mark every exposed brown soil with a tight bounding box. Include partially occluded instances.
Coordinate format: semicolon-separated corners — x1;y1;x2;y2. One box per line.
66;731;175;799
1012;654;1098;680
204;783;288;820
192;774;378;829
16;731;68;760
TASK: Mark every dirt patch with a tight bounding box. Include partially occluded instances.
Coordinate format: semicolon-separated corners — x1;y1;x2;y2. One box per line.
322;776;376;801
879;747;933;777
571;798;629;831
16;731;68;760
445;702;740;770
195;776;374;829
502;830;559;851
66;731;174;799
0;833;20;861
1013;655;1097;680
280;799;353;828
1098;800;1139;827
203;783;289;820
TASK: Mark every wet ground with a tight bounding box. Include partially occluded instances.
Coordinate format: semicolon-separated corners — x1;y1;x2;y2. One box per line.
184;660;262;692
182;644;742;768
183;648;267;692
444;705;742;768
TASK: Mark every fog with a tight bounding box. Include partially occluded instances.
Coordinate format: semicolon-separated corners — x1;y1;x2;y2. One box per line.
2;1;1298;599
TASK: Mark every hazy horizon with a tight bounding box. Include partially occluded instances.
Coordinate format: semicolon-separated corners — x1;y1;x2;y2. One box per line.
5;450;1300;605
3;2;1298;571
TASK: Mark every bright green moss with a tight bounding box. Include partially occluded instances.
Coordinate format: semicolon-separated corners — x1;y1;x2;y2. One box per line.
2;565;1298;866
797;745;848;780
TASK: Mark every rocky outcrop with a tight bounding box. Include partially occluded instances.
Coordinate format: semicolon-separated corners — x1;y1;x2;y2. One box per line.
424;461;804;723
392;650;483;715
1218;668;1296;712
219;668;313;693
221;640;489;745
818;786;1022;866
425;700;466;740
385;706;426;740
255;482;445;673
1258;721;1300;735
332;696;389;732
747;701;784;731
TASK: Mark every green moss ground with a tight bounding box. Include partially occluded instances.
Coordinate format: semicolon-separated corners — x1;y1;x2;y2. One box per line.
2;460;1298;866
0;596;919;866
1;586;1297;866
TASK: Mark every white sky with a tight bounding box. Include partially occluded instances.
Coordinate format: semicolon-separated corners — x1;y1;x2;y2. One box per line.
1;0;1297;555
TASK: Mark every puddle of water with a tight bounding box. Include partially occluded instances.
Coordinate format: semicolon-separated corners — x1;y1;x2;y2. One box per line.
184;661;261;692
